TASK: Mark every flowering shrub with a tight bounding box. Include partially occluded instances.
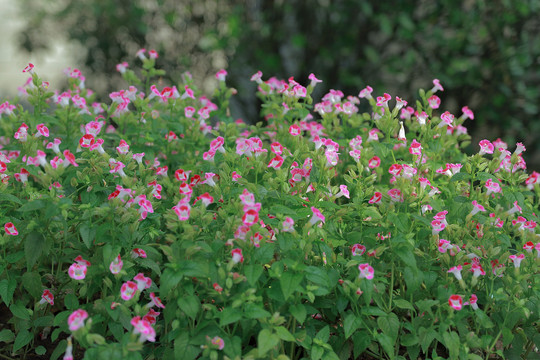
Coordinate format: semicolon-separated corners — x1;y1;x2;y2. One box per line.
0;52;539;360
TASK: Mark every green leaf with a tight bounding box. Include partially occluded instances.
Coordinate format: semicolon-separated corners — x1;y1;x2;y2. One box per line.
393;299;415;312
275;326;296;342
0;278;17;306
10;302;31;320
24;232;45;270
35;345;47;355
305;266;330;288
160;268;183;296
50;340;67;360
13;329;32;353
376;333;395;358
0;329;14;343
64;293;79;310
178;295;200;320
378;313;399;342
17;199;46;212
220;307;242;326
442;331;460;360
33;315;54;328
311;345;324;360
361;307;387;317
269;204;298;217
352;331;371;358
418;327;438;353
315;325;330;343
138;257;162;275
403;266;421;293
22;272;42;298
344;313;362;339
258;329;279;357
280;272;303;300
244;303;271;319
79;224;96;249
244;264;263;286
387;213;409;233
475;309;494;329
289;304;307;324
449;172;471;182
0;193;23;205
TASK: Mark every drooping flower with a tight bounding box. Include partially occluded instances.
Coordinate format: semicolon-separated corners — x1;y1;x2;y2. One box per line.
469;200;486;216
109;255;123;274
68;309;88;331
131;316;156;343
40;289;54;306
448;295;463;310
131;248;147;259
4;222;18;235
358;263;374;280
147;292;166;309
447;265;463;281
231;248;244;264
335;185;350;199
465;294;479;310
309;207;325;225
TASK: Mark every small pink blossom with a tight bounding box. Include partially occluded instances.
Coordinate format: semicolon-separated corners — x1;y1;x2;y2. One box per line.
447;265;463;281
369;192;382;204
282;217;295;232
448;295;463;310
351;244;366;256
309;207;325;225
40;289;54;306
508;253;525;268
4;222;18;235
120;281;138;301
358;263;374;280
109;255;123;274
428;95;441;109
231;248;244;264
131;316;156;342
68;309;88;331
68;263;87;280
211;336;225;350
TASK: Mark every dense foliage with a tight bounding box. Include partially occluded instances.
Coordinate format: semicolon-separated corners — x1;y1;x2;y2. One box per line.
0;54;539;360
17;0;540;168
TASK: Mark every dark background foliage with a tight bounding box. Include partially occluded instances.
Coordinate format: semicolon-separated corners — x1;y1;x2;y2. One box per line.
17;0;540;169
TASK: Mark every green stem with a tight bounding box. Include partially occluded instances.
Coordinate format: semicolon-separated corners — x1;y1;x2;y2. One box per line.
387;262;395;312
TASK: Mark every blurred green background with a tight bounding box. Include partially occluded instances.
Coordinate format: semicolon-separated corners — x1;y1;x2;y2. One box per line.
12;0;540;169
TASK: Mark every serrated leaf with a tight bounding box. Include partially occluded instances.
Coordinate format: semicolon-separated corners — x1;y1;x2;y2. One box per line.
25;232;45;270
10;302;31;320
17;199;46;212
244;303;271;319
376;333;395;358
244;264;263;286
353;331;371;358
443;331;460;360
258;329;279;357
64;293;79;310
220;307;242;326
315;325;330;342
22;272;42;298
280;272;303;300
79;224;96;249
344;313;362;339
0;193;23;204
449;172;471;182
138;257;162;275
178;295;200;320
0;278;17;306
0;329;14;343
378;313;399;342
13;329;32;352
33;315;54;328
275;326;296;342
393;299;415;312
290;304;306;324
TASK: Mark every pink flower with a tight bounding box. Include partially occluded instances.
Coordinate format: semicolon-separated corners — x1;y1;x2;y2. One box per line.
79;134;95;148
469;200;486;216
387;189;403;202
431;79;444;93
132;248;147;259
428;95;441;109
4;222;18;235
35;123;49;138
116;139;130;154
109;255;123;274
40;289;54;306
282;217;295;232
358;86;373;99
448;295;463;310
438;239;451;253
268;155;284;169
351;244;366;256
231;248;244;264
250;70;263;84
409;139;422;155
369;192;382;204
173;202;191;221
507;201;522;215
68;309;88;331
134;273;152;291
120;281;138;301
309;207;325;225
63;336;73;360
63;150;78;168
116;62;129;74
216;69;227;81
447;265;463;281
131;316;156;342
485;179;501;196
368;156;381;169
431;220;446;235
478;140;494;155
242;209;259;226
508;253;525;268
147;292;166;309
149;50;158;59
523;241;535;253
461;106;474;120
376;93;391;107
465;294;479;310
358;263;374;280
68;263;87;280
211;336;225;350
22;63;35;74
184;106;195;118
289;124;301;136
335;185;350;199
470;263;486;277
